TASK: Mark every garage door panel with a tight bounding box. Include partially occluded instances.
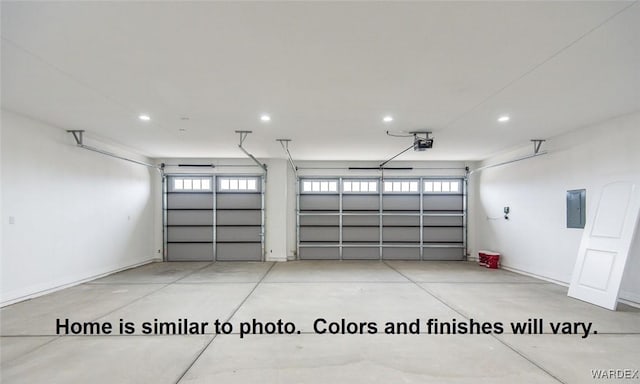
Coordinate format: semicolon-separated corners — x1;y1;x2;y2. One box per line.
216;243;261;261
300;195;339;211
299;247;340;260
383;195;420;211
342;215;379;226
422;215;463;226
342;247;379;260
167;243;213;261
423;227;463;242
383;227;420;242
167;193;213;209
168;210;213;226
423;195;463;211
299;215;339;226
343;227;379;242
342;195;379;211
217;226;262;242
168;227;213;242
382;215;419;226
300;227;339;242
383;247;420;260
217;194;261;209
423;247;465;260
217;210;261;226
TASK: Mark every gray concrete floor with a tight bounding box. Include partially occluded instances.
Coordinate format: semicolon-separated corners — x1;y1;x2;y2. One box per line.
1;260;639;383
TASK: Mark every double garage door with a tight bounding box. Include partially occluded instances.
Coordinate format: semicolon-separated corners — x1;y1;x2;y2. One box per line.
165;175;264;261
298;178;466;260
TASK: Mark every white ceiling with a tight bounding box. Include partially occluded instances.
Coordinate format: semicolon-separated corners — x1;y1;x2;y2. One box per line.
2;1;639;161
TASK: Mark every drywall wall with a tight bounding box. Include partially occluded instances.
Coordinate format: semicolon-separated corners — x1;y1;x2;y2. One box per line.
0;111;3;285
264;159;288;261
471;111;640;304
1;110;156;305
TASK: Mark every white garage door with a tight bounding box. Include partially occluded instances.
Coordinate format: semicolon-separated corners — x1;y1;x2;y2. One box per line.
298;178;466;260
165;175;264;261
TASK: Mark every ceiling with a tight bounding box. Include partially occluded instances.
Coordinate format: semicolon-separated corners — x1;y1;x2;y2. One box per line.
2;1;639;161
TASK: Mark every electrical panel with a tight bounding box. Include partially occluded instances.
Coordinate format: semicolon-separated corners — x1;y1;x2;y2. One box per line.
567;189;586;229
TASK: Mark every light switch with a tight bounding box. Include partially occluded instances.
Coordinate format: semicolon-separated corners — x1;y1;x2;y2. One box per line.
9;216;15;224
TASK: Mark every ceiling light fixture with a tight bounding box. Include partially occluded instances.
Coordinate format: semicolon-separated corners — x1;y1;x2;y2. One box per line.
260;114;271;122
383;115;394;123
498;115;510;123
138;114;151;121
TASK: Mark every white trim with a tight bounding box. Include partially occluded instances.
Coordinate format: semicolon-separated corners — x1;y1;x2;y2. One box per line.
618;298;640;309
500;264;640;307
619;290;640;308
0;259;159;307
500;264;569;286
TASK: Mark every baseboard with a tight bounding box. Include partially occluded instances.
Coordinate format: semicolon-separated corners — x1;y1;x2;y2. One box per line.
501;265;640;308
500;264;569;286
619;291;640;308
1;258;159;307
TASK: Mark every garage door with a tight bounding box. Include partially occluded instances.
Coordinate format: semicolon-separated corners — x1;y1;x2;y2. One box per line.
165;175;264;261
298;178;465;260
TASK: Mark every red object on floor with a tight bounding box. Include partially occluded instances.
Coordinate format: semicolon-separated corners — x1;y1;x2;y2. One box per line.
478;251;500;269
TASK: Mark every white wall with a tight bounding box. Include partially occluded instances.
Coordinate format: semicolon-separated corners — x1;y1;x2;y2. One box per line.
264;158;288;261
1;110;157;305
471;111;640;305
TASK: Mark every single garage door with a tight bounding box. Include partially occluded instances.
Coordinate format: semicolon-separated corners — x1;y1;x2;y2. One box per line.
165;175;264;261
298;178;465;260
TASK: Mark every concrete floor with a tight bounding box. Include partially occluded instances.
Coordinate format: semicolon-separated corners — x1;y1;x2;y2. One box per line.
1;261;639;383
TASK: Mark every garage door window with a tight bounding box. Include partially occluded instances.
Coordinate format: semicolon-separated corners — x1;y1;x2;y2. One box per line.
173;178;212;191
219;177;259;192
424;180;460;193
383;180;419;193
343;180;377;193
302;180;338;193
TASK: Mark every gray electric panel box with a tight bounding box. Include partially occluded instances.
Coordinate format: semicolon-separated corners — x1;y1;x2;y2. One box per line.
567;189;586;229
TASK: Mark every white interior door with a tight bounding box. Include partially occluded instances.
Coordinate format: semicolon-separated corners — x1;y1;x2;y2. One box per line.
568;177;640;310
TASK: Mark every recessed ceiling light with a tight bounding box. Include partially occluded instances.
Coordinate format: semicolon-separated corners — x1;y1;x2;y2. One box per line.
383;115;394;123
498;115;510;123
138;114;151;121
260;114;271;122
